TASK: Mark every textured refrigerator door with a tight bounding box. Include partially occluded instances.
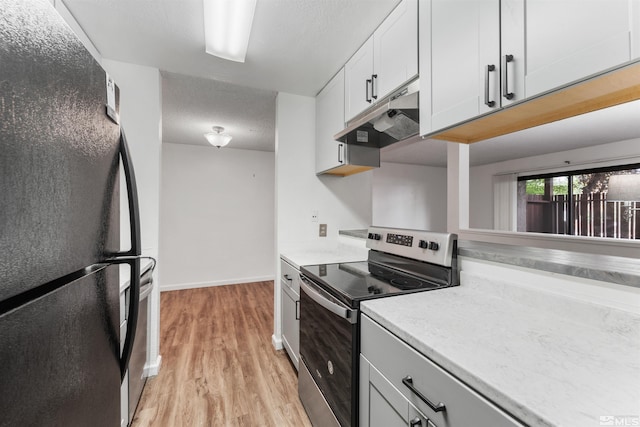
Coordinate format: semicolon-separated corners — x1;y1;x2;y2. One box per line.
0;265;121;427
0;1;124;425
0;0;121;302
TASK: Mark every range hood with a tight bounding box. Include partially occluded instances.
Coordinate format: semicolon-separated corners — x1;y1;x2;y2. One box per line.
334;79;420;149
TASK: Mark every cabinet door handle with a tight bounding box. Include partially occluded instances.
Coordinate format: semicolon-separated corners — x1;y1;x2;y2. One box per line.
502;54;515;100
371;74;378;100
338;143;344;164
295;300;300;320
366;78;372;103
410;417;422;427
402;376;446;413
284;274;292;281
485;64;496;107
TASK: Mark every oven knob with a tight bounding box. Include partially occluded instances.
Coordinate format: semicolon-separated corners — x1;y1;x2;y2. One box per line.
373;233;381;240
418;240;428;249
428;241;439;251
367;232;374;239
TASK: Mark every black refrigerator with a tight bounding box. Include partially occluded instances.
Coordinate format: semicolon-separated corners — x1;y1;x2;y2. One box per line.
0;1;143;426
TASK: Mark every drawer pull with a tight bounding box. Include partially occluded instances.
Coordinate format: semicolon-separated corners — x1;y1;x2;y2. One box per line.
284;274;292;281
410;417;422;426
402;376;446;413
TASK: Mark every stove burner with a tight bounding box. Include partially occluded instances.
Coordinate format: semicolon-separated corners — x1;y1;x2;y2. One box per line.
390;277;423;289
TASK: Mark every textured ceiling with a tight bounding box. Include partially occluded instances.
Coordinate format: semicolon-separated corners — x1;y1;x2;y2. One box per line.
61;0;401;152
61;0;640;160
61;0;401;96
162;72;277;150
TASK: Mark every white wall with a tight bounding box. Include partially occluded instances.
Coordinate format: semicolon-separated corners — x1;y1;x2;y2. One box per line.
159;143;275;290
102;59;163;376
372;162;447;231
276;93;372;246
274;92;372;346
469;138;640;229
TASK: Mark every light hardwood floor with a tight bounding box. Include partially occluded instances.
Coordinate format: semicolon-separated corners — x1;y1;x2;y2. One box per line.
131;281;312;427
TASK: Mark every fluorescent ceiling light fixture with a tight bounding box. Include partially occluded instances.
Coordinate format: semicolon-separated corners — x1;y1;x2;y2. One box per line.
205;126;232;148
203;0;257;62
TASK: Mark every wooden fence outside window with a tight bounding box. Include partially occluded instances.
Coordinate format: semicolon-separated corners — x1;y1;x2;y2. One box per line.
525;193;639;239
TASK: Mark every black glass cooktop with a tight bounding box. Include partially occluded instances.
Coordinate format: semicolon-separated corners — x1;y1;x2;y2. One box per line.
300;260;445;308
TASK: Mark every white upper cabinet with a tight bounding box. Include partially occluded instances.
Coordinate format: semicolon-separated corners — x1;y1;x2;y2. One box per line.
520;0;633;98
634;1;640;59
373;0;418;102
420;0;522;135
421;0;636;136
316;68;346;174
344;37;375;123
345;0;418;122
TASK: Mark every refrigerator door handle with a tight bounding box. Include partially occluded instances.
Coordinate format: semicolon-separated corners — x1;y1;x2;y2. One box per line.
118;127;142;259
117;128;142;382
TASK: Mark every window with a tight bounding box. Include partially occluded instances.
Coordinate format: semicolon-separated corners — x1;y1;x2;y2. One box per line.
517;164;640;239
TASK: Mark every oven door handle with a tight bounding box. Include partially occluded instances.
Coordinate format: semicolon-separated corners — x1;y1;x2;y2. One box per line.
300;276;357;324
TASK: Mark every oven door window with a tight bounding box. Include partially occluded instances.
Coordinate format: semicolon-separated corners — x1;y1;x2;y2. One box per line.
299;283;356;427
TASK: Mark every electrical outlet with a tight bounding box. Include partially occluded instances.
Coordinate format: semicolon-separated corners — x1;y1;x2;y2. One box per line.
311;210;319;222
319;223;327;237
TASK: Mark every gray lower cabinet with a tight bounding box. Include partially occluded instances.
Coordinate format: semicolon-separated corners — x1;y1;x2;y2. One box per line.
361;354;431;427
360;315;523;427
280;258;300;370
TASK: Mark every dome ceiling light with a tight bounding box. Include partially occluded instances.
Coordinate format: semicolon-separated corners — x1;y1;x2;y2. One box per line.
204;126;232;148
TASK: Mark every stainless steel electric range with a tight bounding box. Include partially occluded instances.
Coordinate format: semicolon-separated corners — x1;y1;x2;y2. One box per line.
298;226;459;427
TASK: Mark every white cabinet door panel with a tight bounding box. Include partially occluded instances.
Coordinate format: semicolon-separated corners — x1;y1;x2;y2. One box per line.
418;0;433;135
345;0;418;122
369;387;408;427
280;258;299;370
430;0;500;132
373;0;418;99
633;0;640;58
361;354;416;427
500;0;525;105
316;69;346;174
345;37;374;121
281;281;299;370
524;0;632;97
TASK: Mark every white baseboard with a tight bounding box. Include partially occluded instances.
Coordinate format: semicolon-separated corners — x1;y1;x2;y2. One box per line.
143;355;162;377
160;275;275;292
272;334;283;351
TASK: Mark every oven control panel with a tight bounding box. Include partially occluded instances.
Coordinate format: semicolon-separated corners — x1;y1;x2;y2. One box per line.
366;226;457;267
386;233;413;247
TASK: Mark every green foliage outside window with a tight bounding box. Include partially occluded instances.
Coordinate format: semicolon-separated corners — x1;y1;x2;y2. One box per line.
525;177;569;195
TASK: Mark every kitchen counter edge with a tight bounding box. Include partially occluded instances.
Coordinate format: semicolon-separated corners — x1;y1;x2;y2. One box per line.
458;240;640;288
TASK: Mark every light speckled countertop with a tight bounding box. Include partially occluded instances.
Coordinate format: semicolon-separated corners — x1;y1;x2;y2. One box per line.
280;236;369;269
361;271;640;427
338;229;368;239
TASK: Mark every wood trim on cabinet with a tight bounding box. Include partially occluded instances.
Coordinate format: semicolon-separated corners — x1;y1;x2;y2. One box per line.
321;164;376;176
429;61;640;144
